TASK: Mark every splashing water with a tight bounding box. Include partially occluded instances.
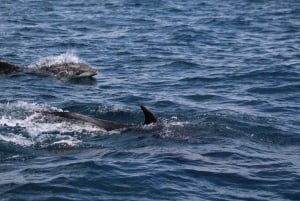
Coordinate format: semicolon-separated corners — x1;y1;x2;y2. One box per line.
27;51;84;69
0;101;106;147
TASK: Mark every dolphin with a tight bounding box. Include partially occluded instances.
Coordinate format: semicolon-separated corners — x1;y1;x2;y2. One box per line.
30;62;98;80
0;60;98;80
43;105;157;131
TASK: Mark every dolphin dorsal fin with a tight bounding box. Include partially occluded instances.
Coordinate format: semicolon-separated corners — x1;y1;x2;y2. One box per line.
140;105;157;125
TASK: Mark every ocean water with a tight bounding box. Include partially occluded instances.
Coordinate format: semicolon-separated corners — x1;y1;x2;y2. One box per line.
1;0;300;200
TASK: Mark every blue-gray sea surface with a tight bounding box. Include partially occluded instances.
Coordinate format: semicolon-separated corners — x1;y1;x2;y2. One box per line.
1;1;300;200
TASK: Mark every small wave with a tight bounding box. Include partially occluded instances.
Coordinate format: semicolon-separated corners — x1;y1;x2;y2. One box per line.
182;94;224;102
159;60;199;69
49;137;82;148
232;70;300;81
179;76;223;83
247;83;300;94
27;51;84;69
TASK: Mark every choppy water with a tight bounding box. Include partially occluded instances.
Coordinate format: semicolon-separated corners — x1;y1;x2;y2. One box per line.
1;1;300;200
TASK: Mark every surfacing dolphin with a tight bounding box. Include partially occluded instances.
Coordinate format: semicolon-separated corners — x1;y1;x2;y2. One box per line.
0;60;98;81
43;105;157;131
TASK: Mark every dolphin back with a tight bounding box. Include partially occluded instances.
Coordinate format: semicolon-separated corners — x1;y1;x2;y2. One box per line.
45;111;129;131
42;105;157;132
0;61;21;74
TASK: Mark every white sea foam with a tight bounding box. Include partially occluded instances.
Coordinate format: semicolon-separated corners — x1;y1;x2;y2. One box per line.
0;101;46;112
96;105;128;114
0;101;106;147
51;137;82;147
0;133;33;146
158;118;190;139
